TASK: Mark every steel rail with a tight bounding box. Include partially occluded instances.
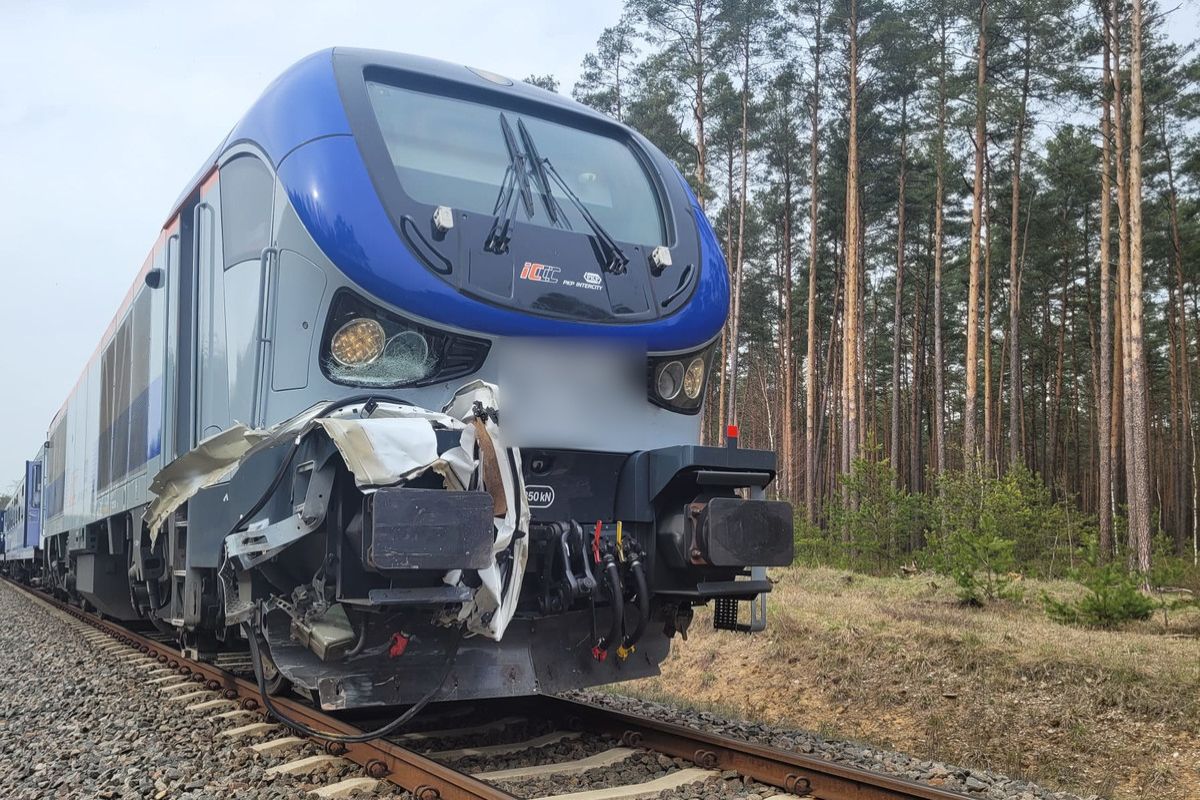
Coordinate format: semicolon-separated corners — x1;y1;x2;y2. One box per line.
537;695;970;800
5;577;966;800
1;578;515;800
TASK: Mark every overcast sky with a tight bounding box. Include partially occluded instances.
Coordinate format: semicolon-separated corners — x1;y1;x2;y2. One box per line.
0;0;624;486
0;1;1195;488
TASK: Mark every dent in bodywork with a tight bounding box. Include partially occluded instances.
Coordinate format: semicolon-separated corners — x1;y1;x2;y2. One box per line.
143;425;270;543
144;381;529;643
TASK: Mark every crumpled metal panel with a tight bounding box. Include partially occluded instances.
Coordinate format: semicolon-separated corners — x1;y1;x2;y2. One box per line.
143;425;270;543
144;380;530;642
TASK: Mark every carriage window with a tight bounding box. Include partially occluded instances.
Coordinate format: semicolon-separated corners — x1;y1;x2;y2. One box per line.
364;81;665;247
220;156;274;268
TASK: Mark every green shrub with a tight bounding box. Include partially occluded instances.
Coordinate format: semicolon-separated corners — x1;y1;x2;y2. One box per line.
1043;564;1155;628
824;453;928;574
792;514;836;567
794;460;1101;593
926;469;1024;604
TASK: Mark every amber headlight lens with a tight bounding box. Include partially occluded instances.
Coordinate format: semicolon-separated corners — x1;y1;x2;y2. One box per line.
683;357;705;399
330;318;385;366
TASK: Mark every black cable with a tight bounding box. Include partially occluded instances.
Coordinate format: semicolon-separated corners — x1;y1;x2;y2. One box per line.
344;613;370;659
244;617;463;743
595;557;623;653
226;394;384;540
621;558;650;650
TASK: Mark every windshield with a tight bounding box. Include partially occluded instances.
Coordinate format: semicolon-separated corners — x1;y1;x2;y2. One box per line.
365;81;666;247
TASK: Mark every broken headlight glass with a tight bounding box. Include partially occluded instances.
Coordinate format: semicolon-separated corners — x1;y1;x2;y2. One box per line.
320;290;491;388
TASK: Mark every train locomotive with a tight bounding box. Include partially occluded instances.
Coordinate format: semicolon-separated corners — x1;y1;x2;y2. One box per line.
2;48;793;713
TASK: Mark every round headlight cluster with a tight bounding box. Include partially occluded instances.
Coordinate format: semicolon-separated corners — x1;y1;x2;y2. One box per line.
656;360;685;400
330;318;386;366
384;329;431;364
683;357;705;400
652;351;709;409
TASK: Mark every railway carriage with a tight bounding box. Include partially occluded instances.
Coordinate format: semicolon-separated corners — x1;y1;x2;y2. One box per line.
2;452;43;584
4;49;793;711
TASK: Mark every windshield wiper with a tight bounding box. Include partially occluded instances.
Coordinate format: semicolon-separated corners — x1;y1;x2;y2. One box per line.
485;114;629;276
484;113;535;254
540;156;629;275
517;119;568;229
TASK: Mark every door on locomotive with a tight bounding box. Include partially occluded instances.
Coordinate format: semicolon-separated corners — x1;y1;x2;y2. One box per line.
145;153;283;637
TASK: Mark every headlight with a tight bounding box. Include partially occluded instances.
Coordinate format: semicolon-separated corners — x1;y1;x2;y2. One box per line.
647;344;714;414
321;291;490;388
655;361;684;400
683;357;705;399
384;330;431;364
330;318;385;366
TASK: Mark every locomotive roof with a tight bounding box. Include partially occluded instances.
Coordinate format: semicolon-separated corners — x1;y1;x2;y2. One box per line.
167;48;611;225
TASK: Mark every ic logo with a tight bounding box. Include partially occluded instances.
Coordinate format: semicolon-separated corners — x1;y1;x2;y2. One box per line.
520;262;561;284
583;271;602;285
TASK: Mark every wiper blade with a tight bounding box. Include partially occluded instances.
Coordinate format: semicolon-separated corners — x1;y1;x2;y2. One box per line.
501;114;535;218
485;164;518;254
517;119;568;229
485;114;628;275
540;157;629;275
484;113;534;254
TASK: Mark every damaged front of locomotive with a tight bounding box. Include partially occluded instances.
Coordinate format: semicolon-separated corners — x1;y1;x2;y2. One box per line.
144;48;793;711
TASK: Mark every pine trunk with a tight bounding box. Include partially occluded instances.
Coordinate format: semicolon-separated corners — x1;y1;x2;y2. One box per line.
890;98;908;486
1008;38;1031;471
1097;6;1115;559
1126;0;1151;575
841;0;862;499
932;13;948;482
964;0;988;471
804;0;823;522
726;34;752;428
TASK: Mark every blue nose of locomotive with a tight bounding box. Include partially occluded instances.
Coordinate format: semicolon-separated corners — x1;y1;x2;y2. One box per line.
228;48;729;354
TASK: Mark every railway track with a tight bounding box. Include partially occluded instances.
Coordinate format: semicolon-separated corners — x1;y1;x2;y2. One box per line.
2;577;969;800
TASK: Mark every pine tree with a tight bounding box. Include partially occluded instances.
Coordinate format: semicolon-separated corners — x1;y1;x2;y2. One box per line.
573;19;640;120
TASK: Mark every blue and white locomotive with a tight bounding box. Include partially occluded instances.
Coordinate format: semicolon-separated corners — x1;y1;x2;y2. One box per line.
5;49;792;711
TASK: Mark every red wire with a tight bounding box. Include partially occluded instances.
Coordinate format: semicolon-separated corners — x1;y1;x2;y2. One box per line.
592;520;602;563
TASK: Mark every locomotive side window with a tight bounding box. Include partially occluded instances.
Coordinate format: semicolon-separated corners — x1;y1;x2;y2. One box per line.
220;156;274;268
97;289;153;491
127;290;151;471
44;417;67;520
364;82;665;248
218;155;274;427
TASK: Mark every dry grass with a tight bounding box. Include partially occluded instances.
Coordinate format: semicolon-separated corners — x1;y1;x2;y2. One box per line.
622;567;1200;799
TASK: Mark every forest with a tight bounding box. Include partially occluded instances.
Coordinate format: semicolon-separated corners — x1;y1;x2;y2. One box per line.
548;0;1200;590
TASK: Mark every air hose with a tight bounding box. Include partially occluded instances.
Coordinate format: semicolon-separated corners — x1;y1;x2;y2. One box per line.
244;617;463;743
592;553;624;659
621;556;650;651
344;614;370;659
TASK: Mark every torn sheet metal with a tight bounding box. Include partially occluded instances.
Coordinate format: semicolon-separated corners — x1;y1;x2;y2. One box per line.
144;381;529;642
440;382;530;640
225;514;315;569
144;425;270;543
310;416;440;488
